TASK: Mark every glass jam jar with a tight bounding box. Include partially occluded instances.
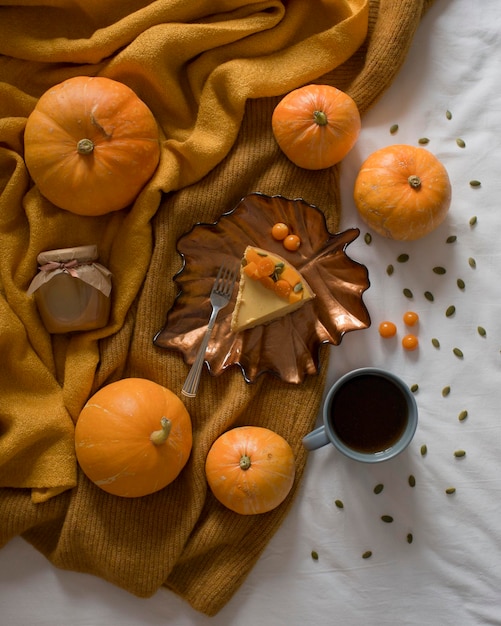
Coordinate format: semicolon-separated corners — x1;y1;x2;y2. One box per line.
27;245;112;333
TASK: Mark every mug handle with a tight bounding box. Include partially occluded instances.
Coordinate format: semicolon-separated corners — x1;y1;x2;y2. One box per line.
302;425;329;451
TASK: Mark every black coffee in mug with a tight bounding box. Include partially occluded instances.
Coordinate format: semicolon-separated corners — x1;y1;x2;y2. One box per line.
329;373;409;453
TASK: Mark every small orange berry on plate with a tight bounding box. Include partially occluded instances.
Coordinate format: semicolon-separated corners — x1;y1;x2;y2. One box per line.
283;234;301;251
403;311;419;326
271;222;289;241
402;334;419;351
378;321;397;338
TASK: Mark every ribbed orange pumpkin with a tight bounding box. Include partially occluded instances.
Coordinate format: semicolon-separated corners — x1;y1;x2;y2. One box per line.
24;76;160;216
75;378;192;497
353;144;452;240
271;84;361;170
205;426;296;515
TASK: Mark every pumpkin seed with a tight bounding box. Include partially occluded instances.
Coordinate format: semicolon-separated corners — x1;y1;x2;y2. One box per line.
458;410;468;422
424;291;434;302
456;138;466;148
453;347;464;358
381;515;394;523
442;386;451;397
390;124;399;134
477;326;486;337
446;110;452;120
335;499;344;509
311;550;319;560
454;449;466;458
373;483;384;495
293;282;304;293
364;232;372;245
408;475;416;487
397;253;409;263
433;266;447;275
469;180;481;187
386;264;394;276
446;235;457;244
410;383;419;393
420;444;428;456
403;288;413;299
445;487;456;495
457;278;465;290
418;137;430;145
407;533;414;544
431;338;440;348
445;305;456;317
362;550;372;559
469;216;477;226
468;257;476;269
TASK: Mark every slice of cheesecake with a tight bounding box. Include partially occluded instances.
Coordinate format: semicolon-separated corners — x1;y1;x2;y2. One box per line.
230;246;314;332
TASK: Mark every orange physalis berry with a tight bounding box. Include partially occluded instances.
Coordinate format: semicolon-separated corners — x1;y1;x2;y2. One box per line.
378;321;397;338
257;256;276;277
402;334;419;351
271;222;289;241
273;279;292;299
283;234;301;251
403;311;419;326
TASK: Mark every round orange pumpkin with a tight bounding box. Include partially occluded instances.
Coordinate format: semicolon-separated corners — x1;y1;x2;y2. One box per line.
24;76;160;216
353;144;452;240
75;378;192;498
205;426;296;515
271;84;361;170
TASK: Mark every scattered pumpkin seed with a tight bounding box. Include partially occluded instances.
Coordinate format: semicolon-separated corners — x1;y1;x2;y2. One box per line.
403;288;413;299
424;291;434;302
446;110;452;120
454;449;466;458
362;550;372;559
381;515;394;523
397;253;409;263
446;235;457;244
431;338;440;348
390;124;399;134
442;386;451;397
477;326;486;337
420;444;428;456
418;137;430;145
469;216;477;226
445;305;456;317
410;383;419;393
373;483;384;495
469;180;481;187
433;266;447;275
364;232;372;245
453;347;464;358
468;257;476;269
445;487;456;495
408;475;416;487
335;499;344;509
457;278;465;290
311;550;319;560
458;410;468;422
407;533;414;544
456;138;466;148
386;264;394;276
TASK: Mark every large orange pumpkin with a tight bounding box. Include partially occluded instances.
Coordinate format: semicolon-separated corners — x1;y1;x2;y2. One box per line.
353;144;452;240
24;76;160;216
75;378;192;497
205;426;296;515
271;84;361;170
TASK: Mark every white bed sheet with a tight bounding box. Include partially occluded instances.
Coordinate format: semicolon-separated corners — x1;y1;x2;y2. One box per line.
2;1;501;624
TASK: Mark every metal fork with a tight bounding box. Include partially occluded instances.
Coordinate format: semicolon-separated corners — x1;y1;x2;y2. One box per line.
181;261;239;397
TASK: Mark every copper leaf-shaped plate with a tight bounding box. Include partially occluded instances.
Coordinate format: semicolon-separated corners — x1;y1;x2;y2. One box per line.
154;193;371;384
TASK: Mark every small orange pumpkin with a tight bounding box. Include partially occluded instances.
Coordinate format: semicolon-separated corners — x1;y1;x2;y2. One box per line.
271;84;361;170
353;144;452;241
205;426;296;515
24;76;160;216
75;378;192;498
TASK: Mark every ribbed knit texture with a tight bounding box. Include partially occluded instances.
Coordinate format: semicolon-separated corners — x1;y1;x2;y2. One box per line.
0;0;433;616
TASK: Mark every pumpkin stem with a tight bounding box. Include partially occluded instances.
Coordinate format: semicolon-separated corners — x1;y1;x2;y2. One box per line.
150;417;171;445
313;110;328;126
76;138;95;155
239;454;252;471
408;175;422;189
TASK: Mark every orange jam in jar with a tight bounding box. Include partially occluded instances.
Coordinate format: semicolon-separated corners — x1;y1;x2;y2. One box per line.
28;245;112;333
